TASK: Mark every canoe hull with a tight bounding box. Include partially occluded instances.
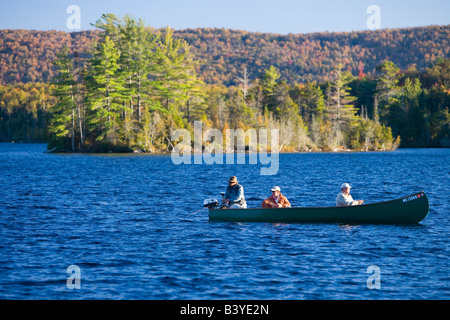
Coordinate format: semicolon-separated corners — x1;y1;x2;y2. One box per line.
209;192;429;224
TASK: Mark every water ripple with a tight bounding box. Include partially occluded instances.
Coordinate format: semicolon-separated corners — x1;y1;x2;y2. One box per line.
0;144;449;299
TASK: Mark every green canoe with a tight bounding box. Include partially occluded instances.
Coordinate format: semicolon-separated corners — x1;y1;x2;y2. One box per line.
208;191;429;224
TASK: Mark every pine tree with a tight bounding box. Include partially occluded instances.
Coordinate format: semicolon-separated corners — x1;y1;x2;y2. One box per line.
48;46;78;151
84;36;124;145
156;26;202;113
273;82;298;120
376;60;400;122
225;87;254;129
258;65;280;114
118;15;159;145
294;81;325;123
93;13;121;43
325;64;358;148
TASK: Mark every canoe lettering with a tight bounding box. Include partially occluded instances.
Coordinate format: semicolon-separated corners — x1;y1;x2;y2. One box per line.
402;193;423;203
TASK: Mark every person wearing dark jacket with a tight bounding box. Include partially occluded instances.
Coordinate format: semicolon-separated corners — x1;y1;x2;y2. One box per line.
224;176;247;209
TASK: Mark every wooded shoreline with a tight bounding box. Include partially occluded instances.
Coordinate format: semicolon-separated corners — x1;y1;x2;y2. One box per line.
4;141;406;155
0;16;448;152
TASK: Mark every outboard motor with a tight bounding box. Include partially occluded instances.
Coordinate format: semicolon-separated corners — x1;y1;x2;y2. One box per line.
203;199;219;209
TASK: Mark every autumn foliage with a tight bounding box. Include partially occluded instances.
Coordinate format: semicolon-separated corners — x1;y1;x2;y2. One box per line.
0;19;449;151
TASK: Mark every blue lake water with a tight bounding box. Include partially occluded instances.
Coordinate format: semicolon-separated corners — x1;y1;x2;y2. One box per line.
0;143;448;299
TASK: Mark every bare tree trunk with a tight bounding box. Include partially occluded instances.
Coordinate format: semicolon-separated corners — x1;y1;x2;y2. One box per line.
239;66;251;99
72;106;75;152
70;84;75;152
186;97;190;123
74;52;83;148
78;86;84;148
137;78;141;122
137;95;141;123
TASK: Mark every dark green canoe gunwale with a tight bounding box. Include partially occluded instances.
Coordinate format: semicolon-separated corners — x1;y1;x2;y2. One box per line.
209;191;429;224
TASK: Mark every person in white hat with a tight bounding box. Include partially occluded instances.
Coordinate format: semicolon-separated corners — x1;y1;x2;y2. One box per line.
336;183;364;206
261;186;291;208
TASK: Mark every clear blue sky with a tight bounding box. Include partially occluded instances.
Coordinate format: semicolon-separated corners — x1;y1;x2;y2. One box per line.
1;0;449;34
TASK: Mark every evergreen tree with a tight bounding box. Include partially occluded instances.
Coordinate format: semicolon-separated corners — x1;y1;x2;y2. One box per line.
258;65;280;113
376;60;400;122
402;77;426;146
225;87;254;129
48;46;78;151
293;81;325;123
156;26;202;112
325;64;358;148
118;15;159;145
84;36;124;145
273;82;299;120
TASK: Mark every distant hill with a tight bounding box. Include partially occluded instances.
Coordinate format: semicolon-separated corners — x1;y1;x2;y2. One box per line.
0;30;99;83
0;25;449;86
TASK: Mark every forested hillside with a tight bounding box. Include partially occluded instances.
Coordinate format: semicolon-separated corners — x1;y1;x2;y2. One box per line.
0;17;449;151
0;25;449;86
177;25;450;85
0;30;99;84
